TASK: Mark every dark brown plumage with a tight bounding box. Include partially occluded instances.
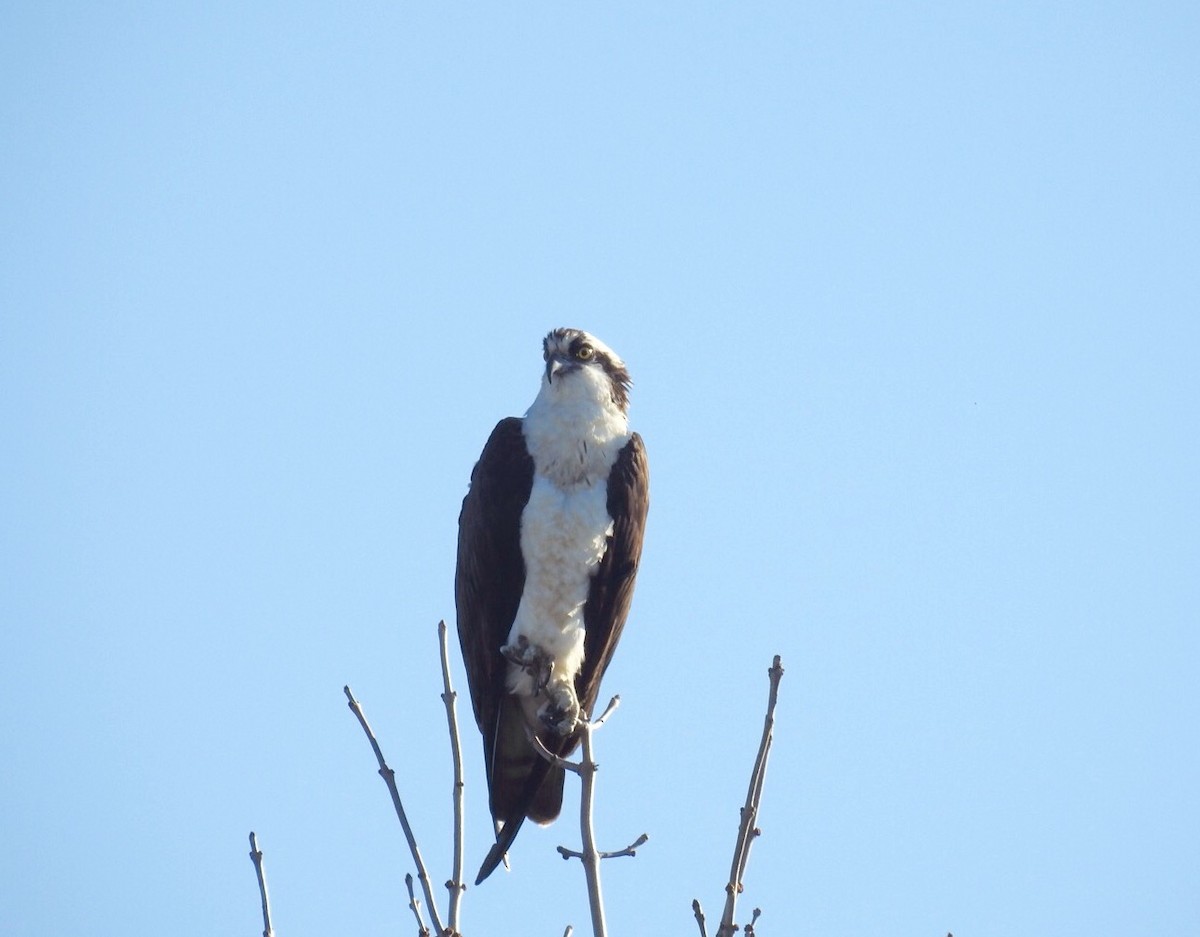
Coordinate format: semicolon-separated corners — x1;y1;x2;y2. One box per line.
455;415;649;883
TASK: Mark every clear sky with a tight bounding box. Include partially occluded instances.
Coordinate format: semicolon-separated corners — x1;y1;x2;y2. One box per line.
2;3;1197;935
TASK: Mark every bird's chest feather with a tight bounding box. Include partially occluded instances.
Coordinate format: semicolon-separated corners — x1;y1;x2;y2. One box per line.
510;386;627;669
504;477;612;692
523;479;614;580
516;475;609;638
521;383;629;488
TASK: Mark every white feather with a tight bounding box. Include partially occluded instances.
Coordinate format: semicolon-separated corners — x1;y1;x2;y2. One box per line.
505;341;631;697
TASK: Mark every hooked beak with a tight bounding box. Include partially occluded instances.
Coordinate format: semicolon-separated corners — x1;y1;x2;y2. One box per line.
545;354;568;384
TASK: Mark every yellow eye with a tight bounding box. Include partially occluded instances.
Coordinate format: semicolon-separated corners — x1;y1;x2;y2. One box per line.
575;343;594;361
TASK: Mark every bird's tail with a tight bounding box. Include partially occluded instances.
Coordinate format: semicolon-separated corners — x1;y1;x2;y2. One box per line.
476;704;567;884
476;762;566;883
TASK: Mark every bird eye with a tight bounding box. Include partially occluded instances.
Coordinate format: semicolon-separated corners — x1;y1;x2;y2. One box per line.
575;343;594;361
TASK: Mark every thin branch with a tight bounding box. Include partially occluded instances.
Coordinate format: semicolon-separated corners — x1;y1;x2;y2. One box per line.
539;701;627;937
716;656;785;937
692;899;708;937
590;694;622;728
344;685;446;937
554;697;639;937
437;620;467;935
562;928;574;937
744;907;762;936
247;832;274;937
600;831;649;859
404;872;432;937
557;832;649;862
530;730;583;774
576;719;607;937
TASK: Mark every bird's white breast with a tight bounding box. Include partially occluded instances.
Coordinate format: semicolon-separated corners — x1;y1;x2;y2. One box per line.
506;478;612;695
506;377;630;696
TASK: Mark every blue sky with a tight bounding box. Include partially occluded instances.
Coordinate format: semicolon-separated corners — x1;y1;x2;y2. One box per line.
2;3;1197;935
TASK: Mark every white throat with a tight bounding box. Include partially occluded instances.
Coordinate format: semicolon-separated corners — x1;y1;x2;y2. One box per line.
522;368;630;488
507;358;632;704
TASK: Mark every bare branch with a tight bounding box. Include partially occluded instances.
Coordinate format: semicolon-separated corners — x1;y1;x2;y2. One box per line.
590;694;621;728
562;927;574;937
692;899;709;937
606;831;649;859
575;719;608;937
437;620;467;934
558;832;649;862
344;685;446;937
744;907;762;936
555;701;647;937
247;832;274;937
404;872;432;937
600;831;649;860
716;655;785;937
530;731;583;775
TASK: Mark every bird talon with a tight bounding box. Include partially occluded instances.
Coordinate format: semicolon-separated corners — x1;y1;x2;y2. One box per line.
501;636;554;692
539;682;581;736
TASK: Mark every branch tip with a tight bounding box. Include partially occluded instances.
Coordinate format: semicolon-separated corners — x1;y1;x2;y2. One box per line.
591;695;622;727
714;656;785;937
247;831;273;937
436;619;468;933
346;683;446;937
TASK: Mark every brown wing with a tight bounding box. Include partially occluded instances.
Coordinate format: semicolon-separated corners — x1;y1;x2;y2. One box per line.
576;432;650;724
472;431;650;884
454;417;534;789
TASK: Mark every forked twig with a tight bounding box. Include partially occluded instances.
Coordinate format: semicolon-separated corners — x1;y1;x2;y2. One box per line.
710;655;785;937
344;685;447;937
530;732;581;774
533;696;646;937
405;873;432;937
576;716;608;937
248;832;274;937
557;832;649;862
437;620;467;934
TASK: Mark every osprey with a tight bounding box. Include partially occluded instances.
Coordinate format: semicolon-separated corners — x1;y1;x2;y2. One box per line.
455;328;649;885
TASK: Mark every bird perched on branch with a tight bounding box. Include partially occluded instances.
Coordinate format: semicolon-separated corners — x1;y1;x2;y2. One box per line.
455;328;650;884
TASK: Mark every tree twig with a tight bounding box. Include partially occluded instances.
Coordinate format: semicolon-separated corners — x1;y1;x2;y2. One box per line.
247;832;274;937
714;655;785;937
545;697;632;937
404;873;432;937
577;718;607;937
437;620;467;934
557;832;649;861
344;685;446;937
530;732;582;774
692;899;708;937
590;694;622;727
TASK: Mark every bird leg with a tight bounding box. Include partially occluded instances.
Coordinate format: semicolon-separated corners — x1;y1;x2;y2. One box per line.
539;679;581;737
502;636;581;737
500;634;554;693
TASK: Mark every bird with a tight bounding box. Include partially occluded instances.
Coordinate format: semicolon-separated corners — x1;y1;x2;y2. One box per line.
455;327;650;885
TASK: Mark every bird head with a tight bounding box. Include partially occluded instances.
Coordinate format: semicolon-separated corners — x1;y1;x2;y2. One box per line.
540;328;632;412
